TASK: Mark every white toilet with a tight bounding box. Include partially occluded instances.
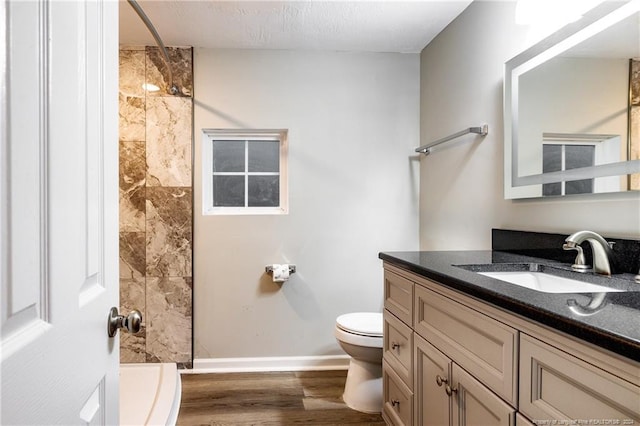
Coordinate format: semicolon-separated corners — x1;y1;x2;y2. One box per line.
334;312;383;413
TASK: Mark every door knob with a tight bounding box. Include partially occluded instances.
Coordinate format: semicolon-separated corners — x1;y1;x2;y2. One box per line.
107;307;142;337
445;384;458;396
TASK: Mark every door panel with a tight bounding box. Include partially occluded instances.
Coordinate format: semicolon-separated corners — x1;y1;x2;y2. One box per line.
1;1;119;424
1;0;49;353
452;364;515;426
414;334;451;426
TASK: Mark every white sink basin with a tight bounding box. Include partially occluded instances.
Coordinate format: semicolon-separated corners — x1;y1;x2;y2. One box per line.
478;271;623;293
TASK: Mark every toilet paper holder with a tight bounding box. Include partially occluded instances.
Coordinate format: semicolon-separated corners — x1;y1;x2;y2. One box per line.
265;264;297;274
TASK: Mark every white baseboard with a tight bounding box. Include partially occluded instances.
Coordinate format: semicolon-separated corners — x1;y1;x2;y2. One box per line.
189;355;350;374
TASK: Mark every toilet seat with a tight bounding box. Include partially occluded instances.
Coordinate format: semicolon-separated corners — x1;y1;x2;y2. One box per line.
336;312;383;337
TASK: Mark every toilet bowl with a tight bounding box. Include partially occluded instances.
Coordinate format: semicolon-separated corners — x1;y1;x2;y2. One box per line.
334;312;383;414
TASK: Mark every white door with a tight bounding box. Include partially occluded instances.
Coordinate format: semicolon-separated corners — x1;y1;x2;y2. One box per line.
1;0;120;424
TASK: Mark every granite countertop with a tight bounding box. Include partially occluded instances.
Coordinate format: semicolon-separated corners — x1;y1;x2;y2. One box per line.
379;250;640;362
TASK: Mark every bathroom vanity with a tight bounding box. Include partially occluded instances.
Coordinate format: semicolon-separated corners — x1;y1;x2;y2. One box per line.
380;231;640;425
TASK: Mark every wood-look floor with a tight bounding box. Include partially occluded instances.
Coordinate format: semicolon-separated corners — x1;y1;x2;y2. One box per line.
177;370;386;426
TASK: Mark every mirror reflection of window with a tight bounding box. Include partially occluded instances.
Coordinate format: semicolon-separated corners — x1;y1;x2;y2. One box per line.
542;144;595;196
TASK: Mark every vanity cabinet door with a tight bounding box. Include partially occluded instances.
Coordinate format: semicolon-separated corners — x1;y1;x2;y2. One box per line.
415;333;515;426
519;334;640;422
414;334;451;426
451;363;515;426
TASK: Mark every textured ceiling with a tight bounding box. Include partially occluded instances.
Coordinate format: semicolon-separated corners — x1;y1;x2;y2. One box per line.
119;1;473;53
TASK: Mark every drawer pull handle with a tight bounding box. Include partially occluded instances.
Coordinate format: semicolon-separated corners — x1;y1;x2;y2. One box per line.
436;375;448;387
391;399;400;408
391;342;401;350
445;384;458;396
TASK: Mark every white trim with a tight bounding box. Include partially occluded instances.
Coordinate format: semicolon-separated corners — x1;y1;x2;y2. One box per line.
0;0;8;330
188;355;350;374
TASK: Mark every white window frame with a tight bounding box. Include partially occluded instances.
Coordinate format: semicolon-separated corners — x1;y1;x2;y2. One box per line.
202;129;288;215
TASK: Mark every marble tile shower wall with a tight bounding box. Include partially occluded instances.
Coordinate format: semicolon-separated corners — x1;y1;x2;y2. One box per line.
119;46;193;365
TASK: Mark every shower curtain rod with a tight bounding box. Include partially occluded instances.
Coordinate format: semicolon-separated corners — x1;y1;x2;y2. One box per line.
127;0;180;95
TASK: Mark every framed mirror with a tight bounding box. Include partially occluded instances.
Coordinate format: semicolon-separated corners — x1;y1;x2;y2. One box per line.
504;0;640;199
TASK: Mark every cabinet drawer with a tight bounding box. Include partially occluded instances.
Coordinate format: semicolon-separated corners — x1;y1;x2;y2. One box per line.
520;333;640;422
382;359;413;426
383;311;413;389
384;270;413;326
414;284;518;405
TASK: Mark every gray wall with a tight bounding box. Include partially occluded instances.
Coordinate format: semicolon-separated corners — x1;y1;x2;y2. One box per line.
419;1;640;250
193;49;420;360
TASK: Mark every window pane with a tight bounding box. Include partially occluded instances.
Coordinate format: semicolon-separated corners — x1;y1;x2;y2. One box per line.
213;140;245;172
248;175;279;207
566;179;593;195
543;182;562;196
565;145;595;170
248;141;279;172
213;175;245;207
564;145;594;195
542;145;562;173
542;145;562;196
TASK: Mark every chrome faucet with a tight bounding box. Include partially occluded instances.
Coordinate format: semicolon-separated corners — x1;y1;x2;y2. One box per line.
567;293;608;316
563;230;614;276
